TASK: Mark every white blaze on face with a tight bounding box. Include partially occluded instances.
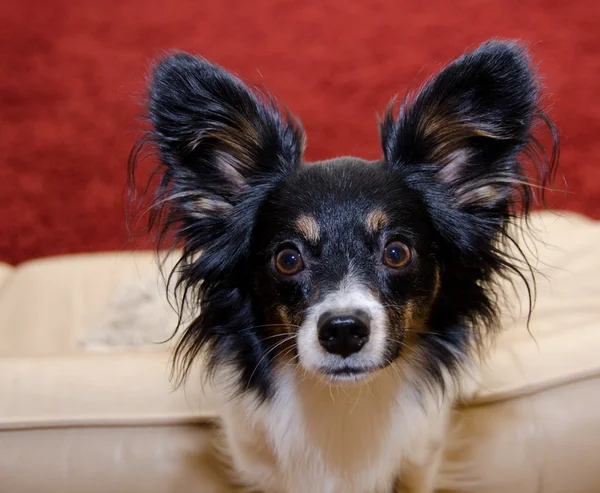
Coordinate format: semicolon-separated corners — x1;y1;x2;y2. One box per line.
296;274;388;376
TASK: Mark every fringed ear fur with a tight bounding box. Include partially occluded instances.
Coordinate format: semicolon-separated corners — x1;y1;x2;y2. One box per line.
128;53;305;390
130;52;305;276
380;40;559;339
380;40;558;214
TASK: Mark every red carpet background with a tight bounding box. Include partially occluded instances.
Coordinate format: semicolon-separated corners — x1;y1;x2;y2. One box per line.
1;0;599;265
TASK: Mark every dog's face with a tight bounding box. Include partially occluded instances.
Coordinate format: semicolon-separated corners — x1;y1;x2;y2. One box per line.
135;40;556;397
252;159;440;381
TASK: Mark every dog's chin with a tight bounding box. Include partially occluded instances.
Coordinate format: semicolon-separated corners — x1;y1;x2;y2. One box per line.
309;362;388;385
322;368;378;384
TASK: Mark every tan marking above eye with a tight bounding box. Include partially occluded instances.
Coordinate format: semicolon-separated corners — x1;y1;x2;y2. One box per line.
366;209;388;233
295;215;320;243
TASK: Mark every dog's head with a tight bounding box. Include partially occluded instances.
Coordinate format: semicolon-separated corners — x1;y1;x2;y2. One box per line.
131;40;557;397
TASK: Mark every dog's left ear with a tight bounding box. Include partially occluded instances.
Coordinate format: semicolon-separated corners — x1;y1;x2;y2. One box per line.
380;40;552;211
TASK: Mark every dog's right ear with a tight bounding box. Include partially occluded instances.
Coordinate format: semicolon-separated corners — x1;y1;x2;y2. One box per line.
148;52;305;216
137;52;305;274
129;53;305;389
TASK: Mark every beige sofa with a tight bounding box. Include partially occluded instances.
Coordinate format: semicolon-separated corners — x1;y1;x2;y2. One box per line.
1;211;599;493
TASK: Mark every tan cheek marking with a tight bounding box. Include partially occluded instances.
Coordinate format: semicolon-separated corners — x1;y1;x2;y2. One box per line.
295;215;320;243
267;306;299;365
401;299;433;349
402;300;418;329
432;266;441;301
277;306;292;327
310;287;321;303
387;307;405;333
274;306;303;330
365;209;388;233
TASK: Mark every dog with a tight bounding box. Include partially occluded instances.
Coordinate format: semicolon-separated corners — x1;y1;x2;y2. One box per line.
129;39;558;493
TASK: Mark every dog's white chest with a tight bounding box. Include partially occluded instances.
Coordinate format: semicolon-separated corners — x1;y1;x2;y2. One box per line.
219;367;444;493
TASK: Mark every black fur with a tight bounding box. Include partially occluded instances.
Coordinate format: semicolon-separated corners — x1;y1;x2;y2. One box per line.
128;40;558;400
130;52;305;397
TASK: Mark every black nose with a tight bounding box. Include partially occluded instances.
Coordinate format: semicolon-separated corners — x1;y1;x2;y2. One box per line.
317;311;370;358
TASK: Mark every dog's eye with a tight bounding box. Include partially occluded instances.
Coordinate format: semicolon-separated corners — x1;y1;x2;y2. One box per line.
275;248;304;275
382;241;411;269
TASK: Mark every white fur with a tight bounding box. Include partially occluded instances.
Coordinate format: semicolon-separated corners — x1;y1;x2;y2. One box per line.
296;275;388;379
212;276;463;493
217;362;455;493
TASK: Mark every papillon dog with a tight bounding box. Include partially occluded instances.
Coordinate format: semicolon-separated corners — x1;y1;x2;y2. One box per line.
129;39;558;493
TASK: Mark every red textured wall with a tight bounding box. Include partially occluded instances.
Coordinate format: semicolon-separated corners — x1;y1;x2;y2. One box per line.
1;0;599;265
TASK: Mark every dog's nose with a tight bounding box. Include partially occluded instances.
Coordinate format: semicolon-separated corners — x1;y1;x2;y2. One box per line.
317;311;370;358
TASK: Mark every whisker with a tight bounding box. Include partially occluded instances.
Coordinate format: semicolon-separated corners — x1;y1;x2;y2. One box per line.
384;357;404;382
328;380;336;403
350;384;363;414
247;323;301;330
403;328;448;337
278;346;298;367
314;373;336;402
386;337;419;355
255;332;298;343
247;335;296;385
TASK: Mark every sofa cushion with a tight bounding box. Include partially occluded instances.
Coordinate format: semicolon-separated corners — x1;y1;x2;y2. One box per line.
0;252;179;356
472;211;600;403
0;261;14;291
0;352;217;430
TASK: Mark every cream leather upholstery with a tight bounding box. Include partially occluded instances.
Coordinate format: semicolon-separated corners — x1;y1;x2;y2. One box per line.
1;211;599;492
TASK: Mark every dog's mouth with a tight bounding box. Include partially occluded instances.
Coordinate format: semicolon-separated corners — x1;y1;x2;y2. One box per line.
318;364;382;383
